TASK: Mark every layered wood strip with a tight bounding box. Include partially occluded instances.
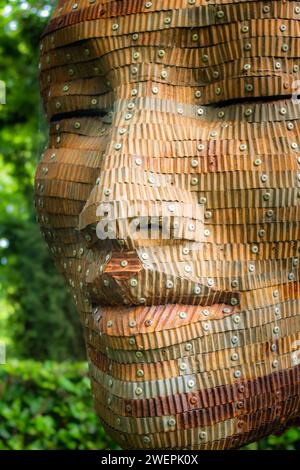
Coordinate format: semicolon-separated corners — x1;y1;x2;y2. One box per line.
35;0;300;449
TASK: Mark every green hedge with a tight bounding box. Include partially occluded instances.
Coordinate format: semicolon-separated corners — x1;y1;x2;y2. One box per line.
0;360;118;450
0;360;299;450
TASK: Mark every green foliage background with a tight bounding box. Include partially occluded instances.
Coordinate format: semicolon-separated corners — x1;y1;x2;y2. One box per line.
0;0;299;451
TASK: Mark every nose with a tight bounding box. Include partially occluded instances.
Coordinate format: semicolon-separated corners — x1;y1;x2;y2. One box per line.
77;106;203;247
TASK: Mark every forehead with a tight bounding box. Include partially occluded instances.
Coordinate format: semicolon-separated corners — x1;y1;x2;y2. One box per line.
39;0;297;119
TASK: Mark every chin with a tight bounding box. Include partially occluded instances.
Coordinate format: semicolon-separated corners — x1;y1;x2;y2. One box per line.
84;300;300;450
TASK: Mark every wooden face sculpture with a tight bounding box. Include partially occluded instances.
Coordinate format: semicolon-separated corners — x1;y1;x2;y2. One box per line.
35;0;300;449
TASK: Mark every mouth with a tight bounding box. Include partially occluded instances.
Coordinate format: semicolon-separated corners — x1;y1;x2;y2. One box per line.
83;245;240;309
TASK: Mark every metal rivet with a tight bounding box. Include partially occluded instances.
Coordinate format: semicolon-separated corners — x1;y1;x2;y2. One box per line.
166;280;174;289
234;370;242;378
195;90;202;98
254;158;262;166
179;311;187;319
192;33;199;41
168;418;176;426
120;260;128;267
185;343;193;351
199;431;207;440
112;23;119;31
135;387;143;396
260;174;268;182
130;278;138;287
231;335;239;345
273;326;280;334
128;320;136;328
231;353;239;361
272;360;279;368
188;379;195;388
136;369;144;377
